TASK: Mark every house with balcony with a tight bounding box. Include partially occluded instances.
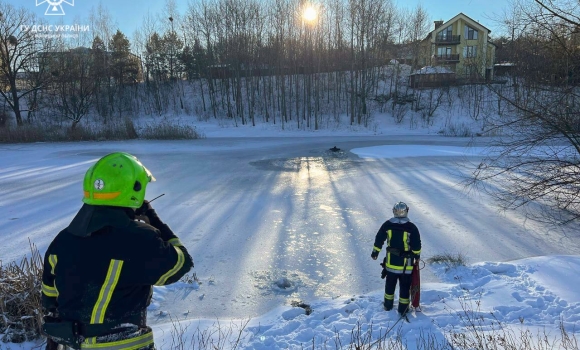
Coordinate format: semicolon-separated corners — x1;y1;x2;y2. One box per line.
418;13;496;83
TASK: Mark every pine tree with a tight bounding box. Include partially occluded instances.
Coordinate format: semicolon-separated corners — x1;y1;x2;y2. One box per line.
110;30;139;85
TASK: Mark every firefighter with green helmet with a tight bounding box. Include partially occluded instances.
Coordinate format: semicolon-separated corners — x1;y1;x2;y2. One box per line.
41;152;193;350
371;202;421;316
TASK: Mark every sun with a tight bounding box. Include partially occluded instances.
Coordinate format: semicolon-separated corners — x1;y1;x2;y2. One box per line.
303;6;317;23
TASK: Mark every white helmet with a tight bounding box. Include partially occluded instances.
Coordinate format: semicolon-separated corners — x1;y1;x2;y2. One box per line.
392;202;409;218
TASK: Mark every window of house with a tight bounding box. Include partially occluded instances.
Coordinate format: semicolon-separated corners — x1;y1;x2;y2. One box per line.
463;46;477;58
464;25;478;40
436;25;453;41
437;47;452;56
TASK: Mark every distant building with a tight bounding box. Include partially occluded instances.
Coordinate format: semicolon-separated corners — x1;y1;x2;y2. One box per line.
493;62;516;77
418;13;496;83
409;66;456;88
39;48;143;85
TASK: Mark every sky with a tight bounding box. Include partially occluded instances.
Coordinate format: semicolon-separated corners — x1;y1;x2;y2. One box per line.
7;0;507;42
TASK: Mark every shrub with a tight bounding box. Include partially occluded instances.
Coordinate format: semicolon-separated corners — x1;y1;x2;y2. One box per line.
438;122;474;137
68;118;139;141
0;243;44;343
427;252;467;271
0;118;203;143
139;119;204;140
0;119;140;143
0;123;60;143
442;292;579;350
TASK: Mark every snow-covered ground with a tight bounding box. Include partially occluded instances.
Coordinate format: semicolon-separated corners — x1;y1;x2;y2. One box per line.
1;118;579;349
144;255;580;350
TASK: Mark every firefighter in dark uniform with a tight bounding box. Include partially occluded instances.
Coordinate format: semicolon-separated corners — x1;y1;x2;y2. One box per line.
371;202;421;316
41;152;194;350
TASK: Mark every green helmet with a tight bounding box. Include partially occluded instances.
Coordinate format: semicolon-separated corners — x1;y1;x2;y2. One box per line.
82;152;155;208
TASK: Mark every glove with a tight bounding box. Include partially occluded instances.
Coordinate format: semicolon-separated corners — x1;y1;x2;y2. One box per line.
136;200;162;226
380;257;387;278
136;200;176;241
135;200;155;217
135;200;152;216
371;250;379;260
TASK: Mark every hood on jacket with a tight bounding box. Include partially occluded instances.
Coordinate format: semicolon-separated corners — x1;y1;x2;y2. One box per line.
388;217;410;224
66;204;135;237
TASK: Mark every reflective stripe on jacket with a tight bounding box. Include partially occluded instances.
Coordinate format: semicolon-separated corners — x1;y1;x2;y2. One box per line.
42;205;193;330
372;218;421;274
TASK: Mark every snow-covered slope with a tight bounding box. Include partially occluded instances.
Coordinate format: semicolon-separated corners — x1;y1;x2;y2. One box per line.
150;255;580;349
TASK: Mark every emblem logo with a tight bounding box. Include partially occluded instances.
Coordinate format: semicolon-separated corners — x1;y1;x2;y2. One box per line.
94;179;105;190
36;0;74;16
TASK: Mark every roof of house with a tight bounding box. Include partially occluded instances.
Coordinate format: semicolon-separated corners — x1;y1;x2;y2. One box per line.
494;62;516;67
411;66;455;75
424;12;492;41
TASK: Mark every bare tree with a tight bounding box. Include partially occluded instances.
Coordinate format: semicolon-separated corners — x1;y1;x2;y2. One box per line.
405;4;431;70
89;2;117;50
422;87;447;124
347;0;397;126
0;3;46;126
470;0;580;225
187;0;220;119
46;46;98;130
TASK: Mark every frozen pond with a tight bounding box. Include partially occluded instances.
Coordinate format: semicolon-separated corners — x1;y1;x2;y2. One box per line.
2;135;579;321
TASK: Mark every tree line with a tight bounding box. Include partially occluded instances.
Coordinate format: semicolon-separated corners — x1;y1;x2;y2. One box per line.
0;0;431;130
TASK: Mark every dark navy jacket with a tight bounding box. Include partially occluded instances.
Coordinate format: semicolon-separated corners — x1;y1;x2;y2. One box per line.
41;204;193;326
373;217;421;274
